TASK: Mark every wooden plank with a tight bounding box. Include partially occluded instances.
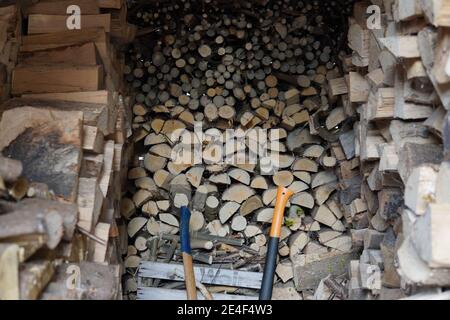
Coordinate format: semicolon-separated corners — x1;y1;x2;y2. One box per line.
18;42;98;67
1;98;112;136
21;90;112;105
20;28;107;53
137;287;257;300
28;14;111;34
24;0;100;16
139;261;263;289
0;244;20;300
98;0;123;9
379;36;420;58
19;28;118;90
77;177;104;232
12;65;103;94
19;260;54;300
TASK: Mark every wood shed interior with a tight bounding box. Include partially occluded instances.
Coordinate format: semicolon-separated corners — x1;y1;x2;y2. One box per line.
0;0;449;301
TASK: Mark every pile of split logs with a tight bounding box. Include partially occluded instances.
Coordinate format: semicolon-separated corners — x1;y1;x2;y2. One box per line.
0;0;135;300
334;0;450;300
122;0;362;300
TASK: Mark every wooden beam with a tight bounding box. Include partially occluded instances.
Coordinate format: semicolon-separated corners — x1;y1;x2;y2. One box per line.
137;287;257;300
28;14;111;34
139;261;263;289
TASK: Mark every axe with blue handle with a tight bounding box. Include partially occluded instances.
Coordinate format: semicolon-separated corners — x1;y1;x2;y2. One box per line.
180;205;197;300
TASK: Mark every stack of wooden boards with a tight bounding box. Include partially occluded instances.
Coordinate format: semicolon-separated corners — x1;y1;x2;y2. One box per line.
325;0;450;300
0;3;20;103
0;0;136;300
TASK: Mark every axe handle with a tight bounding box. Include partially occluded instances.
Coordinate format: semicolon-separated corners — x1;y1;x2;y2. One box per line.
259;186;293;300
180;206;197;300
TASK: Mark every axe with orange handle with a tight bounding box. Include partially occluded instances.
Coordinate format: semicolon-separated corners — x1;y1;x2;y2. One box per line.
259;186;294;300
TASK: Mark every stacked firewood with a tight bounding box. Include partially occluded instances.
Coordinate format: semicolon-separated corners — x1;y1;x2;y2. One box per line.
122;0;363;300
0;2;20;103
330;0;450;300
0;0;135;300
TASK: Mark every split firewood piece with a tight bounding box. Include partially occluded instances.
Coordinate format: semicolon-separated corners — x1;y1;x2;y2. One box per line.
240;195;263;217
132;189;154;208
228;168;251;185
161;120;186;142
219;202;240;224
288;181;309;193
291;192;315;209
323;235;352;252
209;173;231;185
121;198;135;220
250;176;269;190
318;228;342;244
231;215;247;232
157;200;170;212
292;158;318;172
244;224;263;238
311;205;337;228
329;77;349;96
206;220;229;237
303;145;325;158
262;187;278;206
256;208;275;224
146;218;160;236
193;185;208;212
314;182;338;205
205;195;220;222
190;210;205;232
128;167;147;180
0;156;22;183
135;177;158;192
144;153;167;173
222;184;255;204
82;126;104;154
311;171;338;189
405;165;438;215
144;133;166;146
287;127;321;151
273;170;294;187
142;201;158;217
379;36;420;58
169;174;192;204
154;169;174;191
289;231;309;261
271;153;295;169
293;171;312;185
151;118;165;134
299;216;321;232
326;107;346;130
159;213;179;228
149;143;172;159
186;166;204;188
167;160;195;176
127;217;148;238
